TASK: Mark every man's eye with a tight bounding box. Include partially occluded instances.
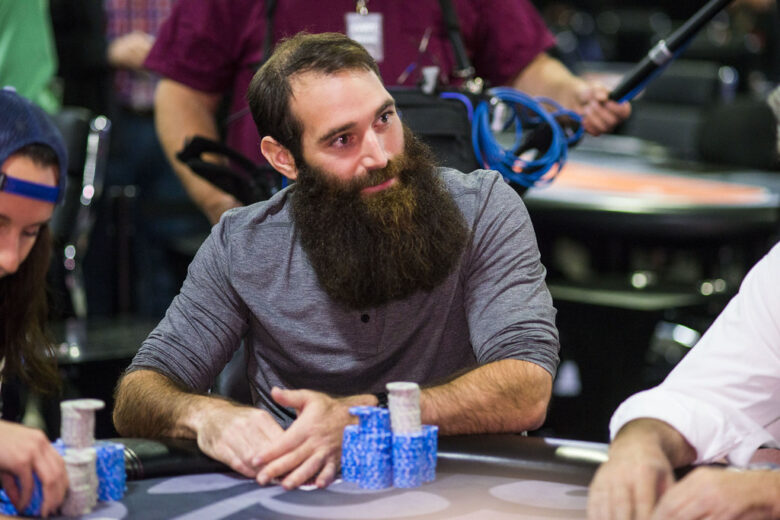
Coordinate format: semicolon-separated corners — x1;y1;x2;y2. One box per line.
331;135;353;147
379;110;395;124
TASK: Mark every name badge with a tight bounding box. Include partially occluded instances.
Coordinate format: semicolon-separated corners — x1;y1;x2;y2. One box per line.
345;12;384;62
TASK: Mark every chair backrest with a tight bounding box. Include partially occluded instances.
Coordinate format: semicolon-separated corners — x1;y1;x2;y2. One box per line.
48;107;111;318
618;60;739;161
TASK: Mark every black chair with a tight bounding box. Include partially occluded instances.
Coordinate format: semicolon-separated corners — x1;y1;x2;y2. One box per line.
42;109;163;438
49;107;111;319
618;59;739;161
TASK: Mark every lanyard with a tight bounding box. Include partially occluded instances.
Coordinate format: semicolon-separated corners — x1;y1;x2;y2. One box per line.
356;0;368;15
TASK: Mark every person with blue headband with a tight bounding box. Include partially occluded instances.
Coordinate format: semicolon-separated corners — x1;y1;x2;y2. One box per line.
0;87;69;517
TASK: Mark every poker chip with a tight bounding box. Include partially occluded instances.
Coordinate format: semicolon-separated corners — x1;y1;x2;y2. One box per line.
386;382;421;434
96;441;127;501
349;405;390;431
0;399;121;518
60;399;105;448
422;425;439;482
0;474;44;517
0;496;17;516
61;448;98;516
52;438;67;455
341;382;438;490
20;475;44;516
58;398;124;516
61;483;95;517
340;425;360;483
358;431;393;489
64;448;97;487
392;432;424;488
348;406;393;489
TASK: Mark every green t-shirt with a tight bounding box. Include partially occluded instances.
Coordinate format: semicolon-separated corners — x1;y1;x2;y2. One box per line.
0;0;60;113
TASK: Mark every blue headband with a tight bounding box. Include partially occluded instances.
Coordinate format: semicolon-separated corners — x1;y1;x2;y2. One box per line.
0;172;61;203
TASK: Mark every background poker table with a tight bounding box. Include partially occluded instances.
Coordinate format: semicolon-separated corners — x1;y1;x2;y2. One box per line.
53;434;607;520
519;139;780;441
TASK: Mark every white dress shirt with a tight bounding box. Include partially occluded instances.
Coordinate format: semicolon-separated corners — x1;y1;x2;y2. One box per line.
610;242;780;466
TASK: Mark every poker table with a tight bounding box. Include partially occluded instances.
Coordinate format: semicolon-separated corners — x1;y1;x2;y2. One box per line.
522;148;780;310
53;434;607;520
519;139;780;441
523;147;779;240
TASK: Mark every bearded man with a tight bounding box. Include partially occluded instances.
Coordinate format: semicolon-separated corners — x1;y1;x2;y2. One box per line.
114;32;559;491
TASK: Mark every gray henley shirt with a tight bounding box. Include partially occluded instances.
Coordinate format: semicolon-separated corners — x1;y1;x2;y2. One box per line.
129;168;559;426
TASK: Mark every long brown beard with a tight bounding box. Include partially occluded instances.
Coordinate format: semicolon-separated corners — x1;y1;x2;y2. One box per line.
291;127;469;309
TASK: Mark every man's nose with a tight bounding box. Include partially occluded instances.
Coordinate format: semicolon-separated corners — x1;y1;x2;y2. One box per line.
360;130;389;171
0;234;22;275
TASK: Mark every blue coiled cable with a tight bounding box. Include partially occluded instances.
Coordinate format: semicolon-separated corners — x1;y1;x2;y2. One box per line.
468;87;583;188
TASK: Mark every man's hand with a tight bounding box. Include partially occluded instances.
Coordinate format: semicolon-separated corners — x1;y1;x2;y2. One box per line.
575;81;632;136
588;417;698;520
107;31;155;70
650;467;780;520
588;435;676;520
254;388;361;490
193;404;284;478
511;53;631;137
0;421;68;518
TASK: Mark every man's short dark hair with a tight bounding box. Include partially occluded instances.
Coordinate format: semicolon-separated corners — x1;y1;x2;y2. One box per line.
247;32;382;165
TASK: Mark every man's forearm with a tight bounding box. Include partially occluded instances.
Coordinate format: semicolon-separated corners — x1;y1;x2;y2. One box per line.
613;418;697;468
154;79;240;223
420;359;552;435
510;53;586;112
113;369;233;439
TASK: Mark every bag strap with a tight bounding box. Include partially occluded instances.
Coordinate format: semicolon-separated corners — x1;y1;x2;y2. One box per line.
437;0;475;80
262;0;278;65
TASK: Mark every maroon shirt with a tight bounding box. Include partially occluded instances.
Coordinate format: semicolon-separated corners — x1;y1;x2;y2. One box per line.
145;0;555;162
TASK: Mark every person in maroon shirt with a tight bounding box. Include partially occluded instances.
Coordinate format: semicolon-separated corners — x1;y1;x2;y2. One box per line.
145;0;631;224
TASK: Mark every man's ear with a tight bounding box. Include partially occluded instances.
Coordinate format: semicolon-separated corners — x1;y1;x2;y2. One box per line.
260;136;298;181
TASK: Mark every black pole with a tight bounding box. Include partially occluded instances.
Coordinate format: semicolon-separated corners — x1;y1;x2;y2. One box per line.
609;0;737;102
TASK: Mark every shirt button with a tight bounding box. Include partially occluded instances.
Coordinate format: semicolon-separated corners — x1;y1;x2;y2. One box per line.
361;314;370;323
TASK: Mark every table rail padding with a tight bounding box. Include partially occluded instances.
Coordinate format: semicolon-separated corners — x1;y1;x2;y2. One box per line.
113;434;609;481
113;438;230;480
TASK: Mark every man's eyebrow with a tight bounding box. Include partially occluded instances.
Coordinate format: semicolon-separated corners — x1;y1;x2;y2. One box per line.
374;99;396;119
317;122;356;145
316;98;396;145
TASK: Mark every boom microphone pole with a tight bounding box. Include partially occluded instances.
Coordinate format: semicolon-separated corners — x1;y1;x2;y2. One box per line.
609;0;737;103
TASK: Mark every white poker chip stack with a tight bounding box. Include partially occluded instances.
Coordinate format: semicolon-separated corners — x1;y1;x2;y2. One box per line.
386;382;422;434
385;382;439;488
61;449;98;516
61;399;105;448
59;399;105;516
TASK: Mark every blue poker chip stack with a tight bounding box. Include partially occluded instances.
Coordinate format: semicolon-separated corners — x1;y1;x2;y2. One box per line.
422;425;439;482
95;441;127;501
19;475;44;517
340;424;360;483
342;386;439;491
392;432;424;488
52;438;67;455
347;406;393;489
352;405;391;431
360;430;393;489
0;496;17;516
0;474;43;517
